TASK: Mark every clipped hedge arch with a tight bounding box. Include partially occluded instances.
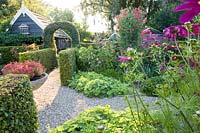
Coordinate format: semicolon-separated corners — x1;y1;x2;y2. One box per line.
43;22;80;48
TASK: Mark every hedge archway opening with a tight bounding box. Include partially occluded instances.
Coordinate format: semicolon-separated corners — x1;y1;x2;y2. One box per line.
43;22;80;48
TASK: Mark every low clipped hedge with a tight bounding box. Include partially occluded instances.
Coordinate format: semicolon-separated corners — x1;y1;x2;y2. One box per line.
0;33;42;46
50;105;155;132
59;48;76;86
0;74;38;132
69;72;130;98
79;42;98;48
19;48;57;72
0;46;26;64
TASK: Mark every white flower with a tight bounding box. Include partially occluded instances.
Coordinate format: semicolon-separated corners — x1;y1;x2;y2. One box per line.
196;110;200;116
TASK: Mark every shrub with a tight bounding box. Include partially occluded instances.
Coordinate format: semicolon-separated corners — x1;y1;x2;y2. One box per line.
140;76;166;96
59;48;76;86
2;61;46;80
50;105;155;132
69;72;130;98
19;48;57;72
0;33;42;46
147;5;181;32
116;8;145;49
0;46;26;65
0;74;38;132
76;43;118;73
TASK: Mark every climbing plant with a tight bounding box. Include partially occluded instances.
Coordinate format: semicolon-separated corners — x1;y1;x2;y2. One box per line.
43;22;80;48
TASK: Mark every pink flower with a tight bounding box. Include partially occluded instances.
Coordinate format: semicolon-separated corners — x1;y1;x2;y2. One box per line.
119;56;132;62
174;0;200;23
163;25;189;41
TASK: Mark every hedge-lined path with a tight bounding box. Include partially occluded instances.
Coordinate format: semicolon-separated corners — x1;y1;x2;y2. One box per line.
34;69;159;133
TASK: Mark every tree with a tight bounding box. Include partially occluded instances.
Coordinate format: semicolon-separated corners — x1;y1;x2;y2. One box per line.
80;0;161;32
48;7;74;22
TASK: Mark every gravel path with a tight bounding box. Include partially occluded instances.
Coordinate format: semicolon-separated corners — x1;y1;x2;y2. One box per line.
34;69;159;133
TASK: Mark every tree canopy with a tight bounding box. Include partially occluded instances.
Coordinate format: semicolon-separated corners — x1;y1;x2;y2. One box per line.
48;7;74;22
80;0;181;31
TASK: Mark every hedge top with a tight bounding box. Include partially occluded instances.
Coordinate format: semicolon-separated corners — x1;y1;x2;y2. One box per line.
0;74;29;96
43;22;80;48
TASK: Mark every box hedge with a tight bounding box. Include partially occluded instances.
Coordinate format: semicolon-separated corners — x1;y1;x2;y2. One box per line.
0;46;26;65
0;33;42;46
0;74;38;132
19;48;57;72
59;48;76;86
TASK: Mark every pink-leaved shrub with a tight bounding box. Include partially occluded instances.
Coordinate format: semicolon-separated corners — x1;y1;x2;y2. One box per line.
1;61;46;79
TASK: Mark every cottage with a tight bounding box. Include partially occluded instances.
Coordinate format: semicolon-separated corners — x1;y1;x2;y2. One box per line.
9;3;71;51
10;3;51;36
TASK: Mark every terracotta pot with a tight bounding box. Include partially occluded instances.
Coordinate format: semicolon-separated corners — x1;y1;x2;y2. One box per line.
30;73;48;90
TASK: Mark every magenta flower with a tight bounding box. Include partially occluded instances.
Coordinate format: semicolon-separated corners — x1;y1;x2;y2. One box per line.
174;0;200;23
191;23;200;35
119;56;132;62
163;25;189;41
189;58;196;67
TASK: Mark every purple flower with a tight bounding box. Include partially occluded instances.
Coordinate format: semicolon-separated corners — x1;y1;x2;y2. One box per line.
191;23;200;35
189;58;195;67
176;25;189;37
163;25;189;41
119;56;132;62
174;0;200;23
159;65;165;72
178;64;184;69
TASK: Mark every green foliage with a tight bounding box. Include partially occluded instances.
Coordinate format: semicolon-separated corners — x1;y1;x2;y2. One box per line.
69;72;130;98
0;33;43;46
76;43;118;73
79;42;98;47
0;46;26;64
74;23;92;42
147;5;181;31
0;74;38;132
140;76;168;96
51;105;155;132
43;22;80;48
19;48;57;72
117;8;145;49
59;48;76;86
48;7;74;22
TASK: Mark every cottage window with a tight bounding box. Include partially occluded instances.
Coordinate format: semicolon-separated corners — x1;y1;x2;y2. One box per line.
18;23;29;34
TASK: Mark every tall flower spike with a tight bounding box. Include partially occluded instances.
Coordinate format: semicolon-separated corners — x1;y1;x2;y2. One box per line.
174;0;200;23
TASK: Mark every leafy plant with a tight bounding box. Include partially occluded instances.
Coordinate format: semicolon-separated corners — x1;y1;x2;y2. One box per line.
0;33;42;46
0;46;26;64
19;48;57;72
0;74;38;132
69;72;130;98
140;76;167;96
1;61;46;80
116;8;145;49
147;5;181;32
76;42;121;78
50;105;155;132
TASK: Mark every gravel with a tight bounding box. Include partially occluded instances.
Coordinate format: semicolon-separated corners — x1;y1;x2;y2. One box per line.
34;69;159;133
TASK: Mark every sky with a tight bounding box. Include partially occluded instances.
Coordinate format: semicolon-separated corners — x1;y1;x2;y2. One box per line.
42;0;81;9
42;0;108;32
